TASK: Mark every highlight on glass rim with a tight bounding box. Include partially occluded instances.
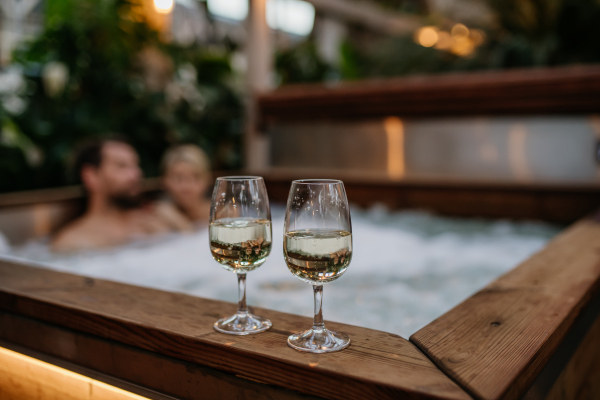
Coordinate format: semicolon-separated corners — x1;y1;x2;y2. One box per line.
0;0;599;398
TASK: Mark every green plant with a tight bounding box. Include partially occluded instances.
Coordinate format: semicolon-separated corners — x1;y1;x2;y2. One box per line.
0;0;242;193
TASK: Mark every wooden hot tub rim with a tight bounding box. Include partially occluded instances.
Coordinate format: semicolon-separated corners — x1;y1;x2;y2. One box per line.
1;176;599;225
0;260;470;400
411;210;600;400
0;203;599;399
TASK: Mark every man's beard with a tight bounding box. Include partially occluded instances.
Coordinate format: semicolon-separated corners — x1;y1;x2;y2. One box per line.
109;193;144;209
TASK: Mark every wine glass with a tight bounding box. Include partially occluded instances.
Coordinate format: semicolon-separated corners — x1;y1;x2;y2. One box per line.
284;179;352;352
209;176;272;334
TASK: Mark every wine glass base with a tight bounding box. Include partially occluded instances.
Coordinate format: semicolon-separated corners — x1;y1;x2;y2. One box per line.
287;327;350;353
214;312;272;335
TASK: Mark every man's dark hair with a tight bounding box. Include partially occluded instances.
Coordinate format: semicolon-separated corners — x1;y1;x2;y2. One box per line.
72;136;131;183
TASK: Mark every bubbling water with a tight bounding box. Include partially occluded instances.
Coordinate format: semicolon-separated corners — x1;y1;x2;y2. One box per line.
0;205;560;338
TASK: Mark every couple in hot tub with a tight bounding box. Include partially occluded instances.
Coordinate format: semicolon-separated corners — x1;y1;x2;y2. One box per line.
52;138;212;252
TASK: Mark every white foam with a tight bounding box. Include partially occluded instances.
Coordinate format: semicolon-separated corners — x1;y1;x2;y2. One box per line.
0;205;560;338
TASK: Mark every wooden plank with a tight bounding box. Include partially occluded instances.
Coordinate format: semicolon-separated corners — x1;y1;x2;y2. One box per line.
0;261;471;400
0;316;319;400
257;65;600;125
545;314;600;400
410;213;600;400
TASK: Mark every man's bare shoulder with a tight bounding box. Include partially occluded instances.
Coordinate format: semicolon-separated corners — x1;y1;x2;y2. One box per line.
51;217;100;252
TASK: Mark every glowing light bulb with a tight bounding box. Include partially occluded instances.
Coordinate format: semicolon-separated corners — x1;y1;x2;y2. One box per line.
154;0;174;14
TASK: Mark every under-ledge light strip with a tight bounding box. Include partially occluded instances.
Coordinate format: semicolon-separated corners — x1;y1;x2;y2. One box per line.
0;346;151;400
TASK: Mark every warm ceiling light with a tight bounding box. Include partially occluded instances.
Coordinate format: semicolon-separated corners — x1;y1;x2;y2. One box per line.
154;0;174;14
416;26;439;47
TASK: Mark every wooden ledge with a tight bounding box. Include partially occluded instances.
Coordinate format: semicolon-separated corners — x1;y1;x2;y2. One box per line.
257;65;600;124
410;213;600;400
0;261;470;400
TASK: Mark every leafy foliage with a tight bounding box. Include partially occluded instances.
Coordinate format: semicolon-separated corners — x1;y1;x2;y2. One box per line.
0;0;242;193
275;40;335;84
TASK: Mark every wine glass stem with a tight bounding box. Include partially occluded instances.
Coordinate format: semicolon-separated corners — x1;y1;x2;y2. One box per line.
237;273;248;315
313;285;325;331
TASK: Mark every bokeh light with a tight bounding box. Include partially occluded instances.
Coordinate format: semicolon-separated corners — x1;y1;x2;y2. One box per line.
451;36;475;56
451;23;469;39
154;0;174;14
207;0;248;21
470;29;485;46
434;31;452;50
415;26;439;48
267;0;315;36
415;23;483;57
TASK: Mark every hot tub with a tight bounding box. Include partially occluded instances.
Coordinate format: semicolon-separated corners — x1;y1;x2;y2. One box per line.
0;198;560;339
2;66;600;400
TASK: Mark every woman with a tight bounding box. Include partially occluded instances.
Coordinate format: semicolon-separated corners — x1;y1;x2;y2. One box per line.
156;144;212;231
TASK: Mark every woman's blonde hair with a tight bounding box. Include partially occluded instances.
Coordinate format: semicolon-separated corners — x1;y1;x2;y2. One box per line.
161;144;211;178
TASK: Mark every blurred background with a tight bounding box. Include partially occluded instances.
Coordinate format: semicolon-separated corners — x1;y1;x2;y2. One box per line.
1;0;600;192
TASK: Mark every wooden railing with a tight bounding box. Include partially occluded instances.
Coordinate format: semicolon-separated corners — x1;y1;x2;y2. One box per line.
412;210;600;400
0;261;468;400
257;65;600;126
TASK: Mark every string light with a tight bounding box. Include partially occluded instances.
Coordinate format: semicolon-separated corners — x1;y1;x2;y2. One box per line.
414;23;484;57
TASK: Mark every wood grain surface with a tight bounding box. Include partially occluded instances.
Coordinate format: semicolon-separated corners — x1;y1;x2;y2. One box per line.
410;214;600;400
257;65;600;125
0;260;471;400
545;312;600;400
0;314;320;400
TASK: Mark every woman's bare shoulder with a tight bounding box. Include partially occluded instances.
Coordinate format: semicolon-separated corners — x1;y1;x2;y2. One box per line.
153;200;194;232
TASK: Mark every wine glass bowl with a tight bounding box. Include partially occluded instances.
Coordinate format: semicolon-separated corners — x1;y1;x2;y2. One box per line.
210;218;272;274
209;176;272;335
284;179;352;353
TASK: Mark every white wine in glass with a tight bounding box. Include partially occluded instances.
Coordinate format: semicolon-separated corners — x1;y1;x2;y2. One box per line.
210;218;272;273
284;230;351;284
209;176;272;335
284;179;352;353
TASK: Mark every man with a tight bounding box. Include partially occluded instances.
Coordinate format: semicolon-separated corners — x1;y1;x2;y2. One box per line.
52;138;170;252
